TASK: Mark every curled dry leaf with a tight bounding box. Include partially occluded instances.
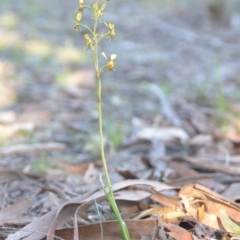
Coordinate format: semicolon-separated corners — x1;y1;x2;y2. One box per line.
7;179;173;240
179;184;240;233
48;180;173;240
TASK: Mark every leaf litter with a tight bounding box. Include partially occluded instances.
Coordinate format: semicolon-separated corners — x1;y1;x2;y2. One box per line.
4;114;240;240
1;0;240;240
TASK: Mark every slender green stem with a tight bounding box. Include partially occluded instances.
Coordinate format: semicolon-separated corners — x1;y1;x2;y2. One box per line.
95;44;130;240
98;32;110;43
93;17;99;72
82;2;130;238
93;19;130;240
97;76;109;185
84;5;94;13
92;9;112;195
102;186;130;239
81;24;95;36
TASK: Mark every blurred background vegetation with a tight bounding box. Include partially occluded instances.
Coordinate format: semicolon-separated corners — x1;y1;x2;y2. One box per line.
0;0;240;171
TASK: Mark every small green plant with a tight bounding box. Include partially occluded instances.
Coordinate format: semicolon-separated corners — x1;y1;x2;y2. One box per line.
74;1;130;239
103;113;124;147
106;122;123;147
214;53;227;113
217;81;227;113
31;154;49;173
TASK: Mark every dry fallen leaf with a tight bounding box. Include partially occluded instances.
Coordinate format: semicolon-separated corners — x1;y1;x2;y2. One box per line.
163;222;193;240
183;156;240;176
0;169;23;183
6;179;173;240
0;142;66;157
83;163;100;184
197;204;205;222
189;134;212;146
51;219;160;240
134;207;188;224
137;127;189;143
47;180;174;240
150;188;183;211
179;184;240;233
0;198;32;226
55;161;91;174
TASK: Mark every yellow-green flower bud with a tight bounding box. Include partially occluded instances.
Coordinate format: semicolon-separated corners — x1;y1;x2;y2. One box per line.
76;12;82;21
107;60;114;70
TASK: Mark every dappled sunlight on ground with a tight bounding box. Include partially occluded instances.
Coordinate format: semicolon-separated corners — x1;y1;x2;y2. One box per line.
0;12;18;29
0;29;21;49
54;42;86;63
23;40;53;58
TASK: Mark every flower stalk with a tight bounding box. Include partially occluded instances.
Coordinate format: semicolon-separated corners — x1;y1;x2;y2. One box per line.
75;1;130;239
